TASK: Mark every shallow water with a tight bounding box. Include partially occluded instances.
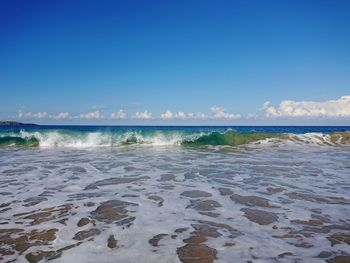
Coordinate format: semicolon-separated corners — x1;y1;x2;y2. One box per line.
0;127;350;263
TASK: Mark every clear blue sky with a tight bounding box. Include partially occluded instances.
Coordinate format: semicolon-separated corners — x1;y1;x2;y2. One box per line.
1;0;350;124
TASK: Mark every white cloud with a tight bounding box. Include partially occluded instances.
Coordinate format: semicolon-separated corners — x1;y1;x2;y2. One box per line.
210;106;241;119
34;112;48;118
160;110;211;119
133;110;153;119
263;96;350;118
16;110;70;119
51;112;69;119
187;112;207;119
160;110;187;119
17;111;48;119
110;109;126;119
161;110;175;119
79;110;104;119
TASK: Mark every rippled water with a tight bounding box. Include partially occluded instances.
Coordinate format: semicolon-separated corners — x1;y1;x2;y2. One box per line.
0;129;350;262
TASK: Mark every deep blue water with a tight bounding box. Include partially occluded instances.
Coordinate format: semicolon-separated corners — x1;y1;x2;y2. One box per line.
1;125;350;133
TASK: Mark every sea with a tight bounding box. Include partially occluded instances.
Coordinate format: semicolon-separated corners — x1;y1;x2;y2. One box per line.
0;126;349;263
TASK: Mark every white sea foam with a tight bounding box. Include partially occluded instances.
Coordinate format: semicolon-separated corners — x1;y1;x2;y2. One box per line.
0;141;349;262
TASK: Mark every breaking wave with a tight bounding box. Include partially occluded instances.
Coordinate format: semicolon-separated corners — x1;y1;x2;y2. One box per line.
0;130;349;148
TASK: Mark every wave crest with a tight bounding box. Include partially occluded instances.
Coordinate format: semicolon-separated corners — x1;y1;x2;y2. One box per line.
0;130;349;148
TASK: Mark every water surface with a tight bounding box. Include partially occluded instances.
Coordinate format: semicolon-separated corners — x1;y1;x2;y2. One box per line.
0;126;349;263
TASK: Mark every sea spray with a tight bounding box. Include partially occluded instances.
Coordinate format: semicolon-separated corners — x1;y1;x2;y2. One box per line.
0;128;349;147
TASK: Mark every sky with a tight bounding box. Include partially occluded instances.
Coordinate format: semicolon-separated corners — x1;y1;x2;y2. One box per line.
1;0;350;125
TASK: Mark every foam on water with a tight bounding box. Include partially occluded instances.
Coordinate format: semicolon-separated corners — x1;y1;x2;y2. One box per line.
0;139;349;262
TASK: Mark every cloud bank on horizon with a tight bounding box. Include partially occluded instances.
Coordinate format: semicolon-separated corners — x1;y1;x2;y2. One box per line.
11;95;350;122
263;96;350;118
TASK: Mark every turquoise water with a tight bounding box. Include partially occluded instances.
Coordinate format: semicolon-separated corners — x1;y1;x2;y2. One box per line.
0;126;349;147
0;126;349;262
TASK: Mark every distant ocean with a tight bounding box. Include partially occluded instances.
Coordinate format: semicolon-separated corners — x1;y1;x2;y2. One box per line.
0;126;349;262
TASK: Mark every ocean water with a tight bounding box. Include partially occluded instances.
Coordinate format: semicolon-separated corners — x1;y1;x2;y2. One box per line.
0;126;349;263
